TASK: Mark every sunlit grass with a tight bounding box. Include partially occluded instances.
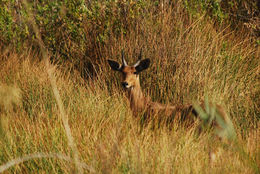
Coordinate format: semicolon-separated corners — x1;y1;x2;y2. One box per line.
0;49;259;173
0;1;259;173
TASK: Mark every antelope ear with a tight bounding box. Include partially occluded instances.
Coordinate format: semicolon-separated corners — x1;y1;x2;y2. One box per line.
135;59;150;73
108;60;122;71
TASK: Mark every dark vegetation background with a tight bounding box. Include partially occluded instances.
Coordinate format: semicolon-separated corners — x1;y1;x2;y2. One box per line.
1;0;259;71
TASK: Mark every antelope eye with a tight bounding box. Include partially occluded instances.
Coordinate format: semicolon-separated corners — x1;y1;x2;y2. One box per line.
122;72;126;78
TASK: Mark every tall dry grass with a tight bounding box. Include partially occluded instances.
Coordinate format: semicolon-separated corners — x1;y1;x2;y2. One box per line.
0;1;259;173
0;46;259;173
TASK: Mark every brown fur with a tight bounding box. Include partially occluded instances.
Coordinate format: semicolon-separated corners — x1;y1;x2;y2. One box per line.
108;57;230;130
125;75;194;124
108;54;234;164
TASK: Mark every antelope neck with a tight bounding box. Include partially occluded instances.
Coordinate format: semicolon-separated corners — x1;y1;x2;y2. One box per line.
127;80;149;115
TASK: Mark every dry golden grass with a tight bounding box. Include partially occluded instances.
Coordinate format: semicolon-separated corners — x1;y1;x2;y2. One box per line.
0;1;259;173
0;47;259;173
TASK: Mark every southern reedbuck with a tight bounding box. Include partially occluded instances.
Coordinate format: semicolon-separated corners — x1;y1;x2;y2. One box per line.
108;50;235;136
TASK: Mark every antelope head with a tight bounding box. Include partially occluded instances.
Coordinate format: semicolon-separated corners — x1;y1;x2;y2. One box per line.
108;50;150;90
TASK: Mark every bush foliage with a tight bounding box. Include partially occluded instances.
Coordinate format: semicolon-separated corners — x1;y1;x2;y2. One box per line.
0;0;259;65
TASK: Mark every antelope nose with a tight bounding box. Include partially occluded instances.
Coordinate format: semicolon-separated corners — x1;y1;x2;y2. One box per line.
121;82;128;88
